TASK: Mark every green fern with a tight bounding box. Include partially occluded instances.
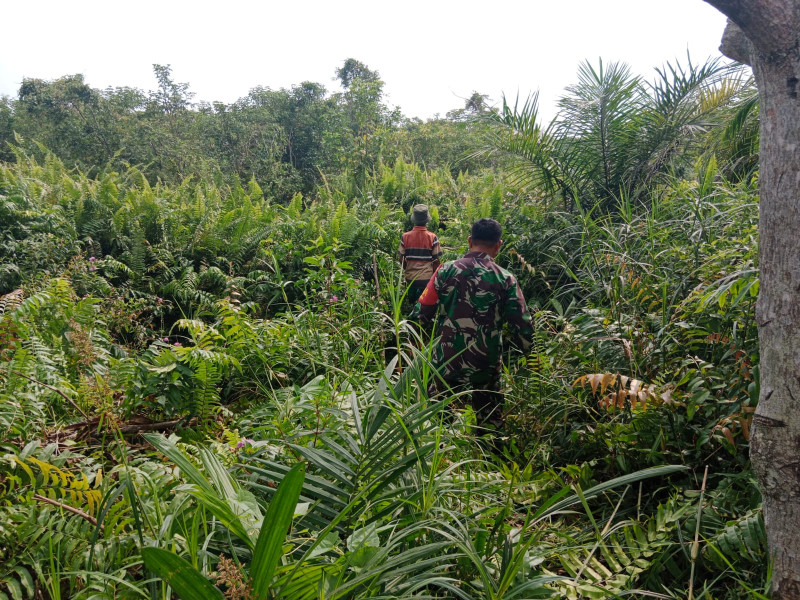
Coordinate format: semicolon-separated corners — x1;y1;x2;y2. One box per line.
703;508;766;569
552;499;690;599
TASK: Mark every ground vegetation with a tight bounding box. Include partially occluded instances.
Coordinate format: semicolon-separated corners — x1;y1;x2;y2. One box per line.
0;55;769;599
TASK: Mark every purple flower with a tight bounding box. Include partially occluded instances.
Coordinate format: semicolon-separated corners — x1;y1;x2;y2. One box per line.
162;337;169;342
89;256;96;262
173;342;182;347
235;440;246;450
329;295;339;303
88;266;96;272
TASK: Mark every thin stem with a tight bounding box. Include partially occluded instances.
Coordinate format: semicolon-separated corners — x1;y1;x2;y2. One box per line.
689;465;710;600
13;371;89;420
34;494;103;531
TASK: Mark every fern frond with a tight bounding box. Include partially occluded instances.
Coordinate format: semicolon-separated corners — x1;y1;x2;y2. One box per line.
553;498;690;598
703;508;766;568
1;456;102;516
0;289;24;317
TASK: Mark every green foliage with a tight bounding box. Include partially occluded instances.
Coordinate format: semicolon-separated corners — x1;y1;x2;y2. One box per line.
485;56;750;211
141;444;312;600
554;497;691;598
0;54;768;600
143;548;225;600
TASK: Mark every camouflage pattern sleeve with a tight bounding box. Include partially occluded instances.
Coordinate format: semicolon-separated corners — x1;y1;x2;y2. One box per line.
504;275;534;353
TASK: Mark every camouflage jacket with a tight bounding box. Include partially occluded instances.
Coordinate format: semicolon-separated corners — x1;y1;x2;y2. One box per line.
412;251;533;383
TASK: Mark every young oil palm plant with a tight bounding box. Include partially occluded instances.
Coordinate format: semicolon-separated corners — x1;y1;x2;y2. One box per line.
482;56;748;212
556;59;645;207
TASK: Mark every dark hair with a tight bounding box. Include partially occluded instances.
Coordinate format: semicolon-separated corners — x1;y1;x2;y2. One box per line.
471;218;502;244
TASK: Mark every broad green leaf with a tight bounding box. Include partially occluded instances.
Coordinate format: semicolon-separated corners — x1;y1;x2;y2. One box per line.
3;578;22;600
540;465;689;519
12;567;33;597
148;363;177;373
142;547;224;600
308;531;339;558
251;462;306;600
146;434;255;547
347;545;381;569
143;433;214;495
186;488;254;548
347;522;380;553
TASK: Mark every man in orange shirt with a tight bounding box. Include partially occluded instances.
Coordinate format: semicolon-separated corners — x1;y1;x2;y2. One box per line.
399;204;443;305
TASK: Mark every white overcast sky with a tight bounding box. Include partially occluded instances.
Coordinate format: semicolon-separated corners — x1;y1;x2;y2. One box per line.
0;0;728;121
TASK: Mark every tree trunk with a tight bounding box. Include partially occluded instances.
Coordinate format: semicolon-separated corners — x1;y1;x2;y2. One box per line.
702;2;800;597
750;52;800;600
749;50;800;598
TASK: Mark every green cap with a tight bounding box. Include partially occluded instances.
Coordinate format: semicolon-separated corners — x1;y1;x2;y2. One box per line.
412;204;431;225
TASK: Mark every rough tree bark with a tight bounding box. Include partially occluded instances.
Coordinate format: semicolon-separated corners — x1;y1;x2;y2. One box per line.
701;1;800;597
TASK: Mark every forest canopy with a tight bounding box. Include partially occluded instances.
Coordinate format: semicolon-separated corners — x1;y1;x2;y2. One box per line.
0;62;496;200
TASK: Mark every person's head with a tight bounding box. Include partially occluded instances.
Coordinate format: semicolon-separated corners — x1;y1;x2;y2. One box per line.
411;204;431;226
469;218;503;257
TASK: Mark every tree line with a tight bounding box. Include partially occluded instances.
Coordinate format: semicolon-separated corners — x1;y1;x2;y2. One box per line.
0;61;494;201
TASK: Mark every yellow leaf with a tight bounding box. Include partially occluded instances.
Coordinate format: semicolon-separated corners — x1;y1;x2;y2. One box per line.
14;458;35;485
600;373;616;395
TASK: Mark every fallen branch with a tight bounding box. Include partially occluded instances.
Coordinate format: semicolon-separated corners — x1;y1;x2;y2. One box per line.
47;417;187;444
117;419;183;434
33;494;103;532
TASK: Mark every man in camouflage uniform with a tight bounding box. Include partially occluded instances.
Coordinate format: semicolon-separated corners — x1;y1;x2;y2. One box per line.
413;218;533;427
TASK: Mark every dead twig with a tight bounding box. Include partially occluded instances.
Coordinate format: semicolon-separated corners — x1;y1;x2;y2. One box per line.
117;419;183;434
48;417;186;443
688;465;709;600
13;371;89;420
33;494;103;532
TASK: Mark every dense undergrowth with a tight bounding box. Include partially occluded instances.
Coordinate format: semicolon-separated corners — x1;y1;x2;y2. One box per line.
0;56;766;600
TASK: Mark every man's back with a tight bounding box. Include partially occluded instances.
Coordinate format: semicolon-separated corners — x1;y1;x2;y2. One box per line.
400;226;441;283
417;250;533;384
